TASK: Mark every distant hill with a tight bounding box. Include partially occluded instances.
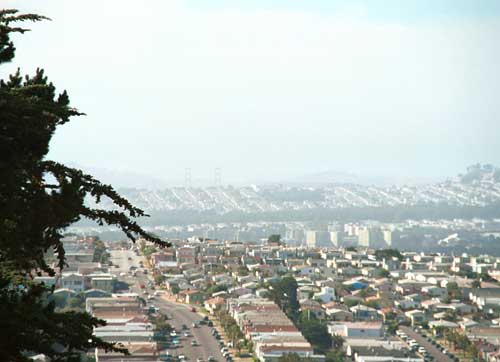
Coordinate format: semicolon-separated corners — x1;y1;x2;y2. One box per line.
285;170;439;186
80;164;500;218
70;164;170;189
457;163;500;184
71;164;482;189
285;170;363;185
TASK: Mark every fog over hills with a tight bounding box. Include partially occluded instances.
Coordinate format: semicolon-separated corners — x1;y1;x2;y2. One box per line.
71;164;170;189
85;164;500;217
78;165;445;189
285;170;441;186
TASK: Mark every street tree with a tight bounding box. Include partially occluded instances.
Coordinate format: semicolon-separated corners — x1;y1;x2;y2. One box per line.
269;276;300;321
268;234;282;245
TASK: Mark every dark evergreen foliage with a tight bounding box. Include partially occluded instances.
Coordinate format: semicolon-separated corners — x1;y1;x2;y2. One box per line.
297;317;332;354
268;234;282;244
0;9;168;361
374;248;403;261
269;276;300;322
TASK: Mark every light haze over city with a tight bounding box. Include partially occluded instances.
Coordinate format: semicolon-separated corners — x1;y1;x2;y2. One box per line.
4;0;500;186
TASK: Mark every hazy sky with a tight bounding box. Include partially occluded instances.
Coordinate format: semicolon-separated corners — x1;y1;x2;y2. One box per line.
3;0;500;185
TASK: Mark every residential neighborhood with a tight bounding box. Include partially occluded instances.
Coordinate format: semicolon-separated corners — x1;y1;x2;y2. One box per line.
31;234;500;362
5;2;500;362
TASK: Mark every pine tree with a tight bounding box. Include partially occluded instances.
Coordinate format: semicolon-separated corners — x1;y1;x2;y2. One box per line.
0;9;168;361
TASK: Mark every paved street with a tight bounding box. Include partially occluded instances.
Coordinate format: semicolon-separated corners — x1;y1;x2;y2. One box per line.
155;298;225;362
131;277;225;362
111;248;225;362
399;326;454;362
109;248;142;275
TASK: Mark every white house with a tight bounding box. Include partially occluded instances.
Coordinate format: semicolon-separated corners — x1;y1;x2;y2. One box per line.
314;287;336;303
328;321;383;338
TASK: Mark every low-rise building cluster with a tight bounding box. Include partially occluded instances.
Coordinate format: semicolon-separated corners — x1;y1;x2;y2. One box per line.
87;294;159;361
227;297;323;362
147;236;500;362
35;236;117;302
33;232;500;362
